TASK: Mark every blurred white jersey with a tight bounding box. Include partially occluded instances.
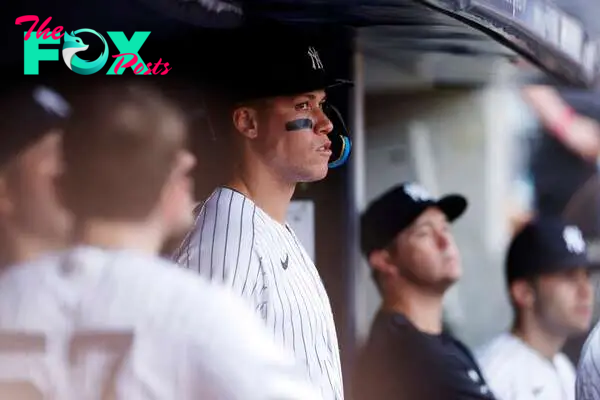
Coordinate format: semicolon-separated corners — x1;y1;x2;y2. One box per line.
476;333;575;400
0;246;319;400
576;322;600;399
175;187;344;400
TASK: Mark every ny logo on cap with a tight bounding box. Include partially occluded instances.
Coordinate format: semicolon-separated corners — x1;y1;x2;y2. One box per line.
33;86;71;118
307;47;324;70
563;225;586;254
404;183;433;202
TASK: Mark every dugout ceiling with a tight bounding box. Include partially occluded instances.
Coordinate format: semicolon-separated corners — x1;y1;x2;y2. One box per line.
241;0;599;87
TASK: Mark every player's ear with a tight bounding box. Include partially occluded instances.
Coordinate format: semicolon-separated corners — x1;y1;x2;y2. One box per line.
510;279;536;310
368;248;399;280
232;106;259;139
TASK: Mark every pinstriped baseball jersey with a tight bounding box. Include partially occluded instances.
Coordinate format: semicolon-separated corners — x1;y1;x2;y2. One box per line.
175;186;344;400
0;246;319;400
576;322;600;399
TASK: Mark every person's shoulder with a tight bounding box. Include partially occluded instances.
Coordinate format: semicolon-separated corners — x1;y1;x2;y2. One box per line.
194;187;260;240
0;247;104;289
554;352;576;380
576;326;600;398
145;259;253;318
365;312;405;341
120;254;257;331
476;333;519;356
131;253;219;295
200;187;256;218
360;312;424;362
476;333;526;374
0;250;65;297
577;322;600;374
165;273;284;357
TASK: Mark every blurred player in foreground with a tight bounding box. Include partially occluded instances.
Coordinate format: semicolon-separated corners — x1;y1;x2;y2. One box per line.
0;79;72;269
477;219;594;400
174;28;350;399
0;81;319;399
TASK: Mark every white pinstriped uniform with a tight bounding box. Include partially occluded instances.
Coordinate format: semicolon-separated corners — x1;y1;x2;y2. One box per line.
175;186;344;400
576;322;600;399
0;246;318;399
476;333;575;400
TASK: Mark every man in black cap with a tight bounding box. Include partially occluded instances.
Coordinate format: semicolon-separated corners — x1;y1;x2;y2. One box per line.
0;77;72;268
173;27;351;399
353;182;496;400
477;218;594;400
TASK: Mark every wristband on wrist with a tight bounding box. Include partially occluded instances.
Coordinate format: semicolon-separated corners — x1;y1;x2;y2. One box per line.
549;107;576;140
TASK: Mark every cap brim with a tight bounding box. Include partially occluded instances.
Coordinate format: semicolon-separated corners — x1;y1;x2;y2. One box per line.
543;256;598;276
232;77;354;103
275;77;354;98
326;78;354;90
436;195;468;222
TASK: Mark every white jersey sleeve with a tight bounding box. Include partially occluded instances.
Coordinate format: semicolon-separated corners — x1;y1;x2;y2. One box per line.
183;277;319;399
577;323;600;400
174;189;267;315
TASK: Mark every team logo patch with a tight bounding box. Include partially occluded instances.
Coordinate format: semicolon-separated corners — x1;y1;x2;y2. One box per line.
563;225;585;254
281;254;289;270
403;183;433;202
307;46;323;70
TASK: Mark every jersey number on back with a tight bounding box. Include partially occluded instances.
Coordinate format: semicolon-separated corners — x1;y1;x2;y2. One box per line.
0;331;134;399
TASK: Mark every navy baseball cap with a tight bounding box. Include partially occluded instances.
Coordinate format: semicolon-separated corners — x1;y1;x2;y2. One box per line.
360;182;468;256
0;78;70;166
207;27;352;103
506;218;593;284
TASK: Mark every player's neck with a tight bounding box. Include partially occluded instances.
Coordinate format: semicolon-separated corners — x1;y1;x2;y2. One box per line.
227;163;295;224
73;219;163;256
382;286;444;335
0;230;66;267
512;321;566;360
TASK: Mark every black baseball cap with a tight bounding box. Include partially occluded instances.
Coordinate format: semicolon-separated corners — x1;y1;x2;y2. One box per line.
360;182;468;256
0;77;70;166
506;218;593;284
205;27;353;103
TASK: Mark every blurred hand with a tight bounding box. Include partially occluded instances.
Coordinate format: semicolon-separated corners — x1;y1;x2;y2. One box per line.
522;85;600;162
559;117;600;161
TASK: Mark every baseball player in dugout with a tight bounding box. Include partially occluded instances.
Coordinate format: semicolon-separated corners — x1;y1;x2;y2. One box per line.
353;182;496;400
174;26;351;400
0;80;319;399
476;218;595;400
0;76;72;270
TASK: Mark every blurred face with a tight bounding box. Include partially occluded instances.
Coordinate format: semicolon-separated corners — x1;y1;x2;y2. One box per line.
386;208;461;294
529;268;594;336
1;131;72;244
234;90;335;183
160;148;196;241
